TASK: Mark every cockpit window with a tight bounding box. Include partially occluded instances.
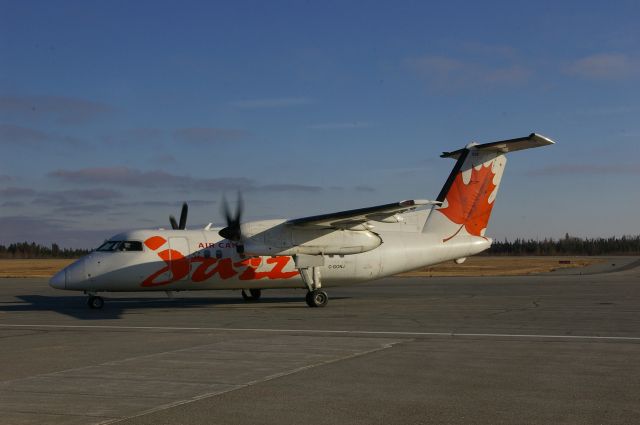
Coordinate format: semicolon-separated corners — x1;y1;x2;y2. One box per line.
96;241;122;251
120;241;143;251
96;241;143;252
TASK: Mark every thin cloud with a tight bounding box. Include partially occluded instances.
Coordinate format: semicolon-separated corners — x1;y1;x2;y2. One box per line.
309;122;371;130
573;105;635;116
116;199;216;208
0;124;49;145
0;124;84;146
52;204;111;215
407;55;531;90
565;53;640;80
354;185;376;192
150;153;177;165
1;201;23;207
173;127;249;144
1;186;122;208
230;97;313;109
59;189;122;200
31;189;123;210
0;187;36;197
0;215;123;248
460;42;518;58
101;128;163;145
49;167;207;188
260;184;322;192
45;189;123;201
0;175;12;182
0;95;114;125
527;164;640;176
48;166;322;193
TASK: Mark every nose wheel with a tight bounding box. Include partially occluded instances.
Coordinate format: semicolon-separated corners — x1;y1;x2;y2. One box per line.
87;295;104;309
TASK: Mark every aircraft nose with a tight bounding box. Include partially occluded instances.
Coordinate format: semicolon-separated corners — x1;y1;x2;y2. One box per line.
50;259;88;290
49;269;66;289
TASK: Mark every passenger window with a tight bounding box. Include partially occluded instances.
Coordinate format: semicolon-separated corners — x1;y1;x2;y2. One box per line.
216;250;223;259
120;241;143;252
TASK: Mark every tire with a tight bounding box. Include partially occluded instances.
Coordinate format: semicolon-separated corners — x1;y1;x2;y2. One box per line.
88;296;104;309
305;291;315;307
306;290;328;308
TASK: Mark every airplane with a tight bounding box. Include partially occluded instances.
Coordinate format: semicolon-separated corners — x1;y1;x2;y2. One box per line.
50;133;554;309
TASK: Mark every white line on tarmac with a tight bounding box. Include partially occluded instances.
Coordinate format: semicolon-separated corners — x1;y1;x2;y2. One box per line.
1;323;639;341
97;341;399;425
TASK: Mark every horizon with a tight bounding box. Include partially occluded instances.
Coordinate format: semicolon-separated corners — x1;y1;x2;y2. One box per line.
1;1;639;248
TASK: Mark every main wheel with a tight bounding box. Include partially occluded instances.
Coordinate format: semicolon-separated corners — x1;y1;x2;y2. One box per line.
305;290;328;308
87;296;104;309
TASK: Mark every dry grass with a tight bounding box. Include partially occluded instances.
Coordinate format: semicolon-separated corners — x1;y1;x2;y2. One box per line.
0;256;603;279
0;259;75;278
399;256;603;277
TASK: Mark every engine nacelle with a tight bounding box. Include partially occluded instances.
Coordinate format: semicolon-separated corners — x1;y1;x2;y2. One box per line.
241;223;382;256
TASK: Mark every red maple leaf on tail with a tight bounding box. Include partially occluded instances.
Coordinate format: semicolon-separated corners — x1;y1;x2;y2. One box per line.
438;161;497;241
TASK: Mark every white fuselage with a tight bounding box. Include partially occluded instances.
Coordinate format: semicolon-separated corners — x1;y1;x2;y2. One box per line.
49;133;555;300
50;210;491;293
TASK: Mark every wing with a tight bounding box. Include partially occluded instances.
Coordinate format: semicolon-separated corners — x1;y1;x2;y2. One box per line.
287;199;441;229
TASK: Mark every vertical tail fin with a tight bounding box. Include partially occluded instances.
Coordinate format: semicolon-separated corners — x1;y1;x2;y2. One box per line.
423;133;554;241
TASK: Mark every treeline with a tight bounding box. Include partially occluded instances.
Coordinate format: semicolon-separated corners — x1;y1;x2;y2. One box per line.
0;242;90;259
487;234;640;256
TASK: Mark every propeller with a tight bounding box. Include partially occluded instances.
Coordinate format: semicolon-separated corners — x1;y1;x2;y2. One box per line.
219;194;243;242
169;202;188;230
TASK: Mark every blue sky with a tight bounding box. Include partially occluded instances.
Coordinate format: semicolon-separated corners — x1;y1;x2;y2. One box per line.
1;0;639;247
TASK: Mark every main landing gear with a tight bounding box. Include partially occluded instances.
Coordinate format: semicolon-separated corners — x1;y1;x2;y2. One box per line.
294;254;329;308
241;288;262;301
87;294;104;309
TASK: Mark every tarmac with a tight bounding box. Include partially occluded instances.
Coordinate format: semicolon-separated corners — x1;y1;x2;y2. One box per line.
1;257;639;424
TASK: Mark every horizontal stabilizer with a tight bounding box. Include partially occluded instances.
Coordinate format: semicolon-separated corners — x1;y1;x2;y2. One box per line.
441;133;555;159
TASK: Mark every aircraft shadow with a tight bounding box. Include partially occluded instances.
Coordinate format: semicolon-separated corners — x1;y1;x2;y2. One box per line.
1;295;352;320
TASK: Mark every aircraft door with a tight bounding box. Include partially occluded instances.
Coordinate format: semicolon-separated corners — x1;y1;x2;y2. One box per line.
169;237;190;281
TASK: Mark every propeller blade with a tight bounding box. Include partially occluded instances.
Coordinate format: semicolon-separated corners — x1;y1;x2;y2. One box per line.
236;193;243;224
218;225;237;241
169;202;188;230
169;215;179;230
222;195;232;224
178;202;188;230
219;193;244;241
